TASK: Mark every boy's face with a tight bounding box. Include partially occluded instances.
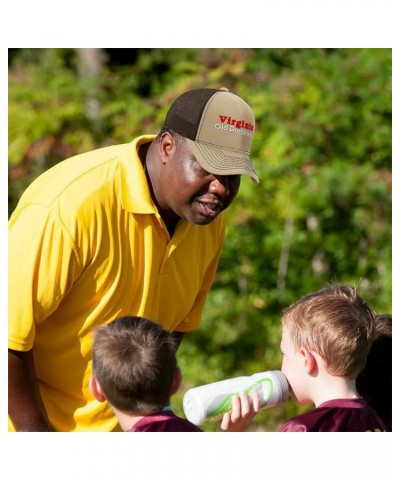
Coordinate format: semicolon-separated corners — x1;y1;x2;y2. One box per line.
280;326;310;406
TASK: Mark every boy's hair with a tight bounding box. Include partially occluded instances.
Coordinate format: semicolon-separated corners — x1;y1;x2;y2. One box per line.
356;314;392;427
281;284;375;378
92;316;178;414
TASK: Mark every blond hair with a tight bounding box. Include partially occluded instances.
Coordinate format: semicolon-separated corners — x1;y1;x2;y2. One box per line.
281;284;375;378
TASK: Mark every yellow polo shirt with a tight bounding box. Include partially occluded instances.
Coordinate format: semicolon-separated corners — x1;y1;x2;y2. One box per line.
8;135;226;431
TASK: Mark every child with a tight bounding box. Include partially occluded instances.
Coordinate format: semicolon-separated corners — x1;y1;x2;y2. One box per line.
90;315;202;432
90;315;256;432
356;314;392;431
220;284;387;432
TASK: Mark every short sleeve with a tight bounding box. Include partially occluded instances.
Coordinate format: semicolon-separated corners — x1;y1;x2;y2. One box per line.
8;205;81;351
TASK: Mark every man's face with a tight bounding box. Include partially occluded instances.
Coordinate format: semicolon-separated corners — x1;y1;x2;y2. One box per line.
160;137;241;225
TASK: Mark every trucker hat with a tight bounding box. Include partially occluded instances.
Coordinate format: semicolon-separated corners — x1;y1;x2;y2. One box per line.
163;87;259;183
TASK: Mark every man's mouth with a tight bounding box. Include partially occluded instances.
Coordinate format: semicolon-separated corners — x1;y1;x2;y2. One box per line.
197;199;222;218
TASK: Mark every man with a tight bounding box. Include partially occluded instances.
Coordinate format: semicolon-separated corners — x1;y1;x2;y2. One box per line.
8;87;258;431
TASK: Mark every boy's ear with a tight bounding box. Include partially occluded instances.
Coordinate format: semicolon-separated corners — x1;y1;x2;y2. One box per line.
170;366;182;396
299;347;317;375
89;375;107;403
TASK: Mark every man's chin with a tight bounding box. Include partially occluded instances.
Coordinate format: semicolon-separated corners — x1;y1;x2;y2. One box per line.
187;215;217;226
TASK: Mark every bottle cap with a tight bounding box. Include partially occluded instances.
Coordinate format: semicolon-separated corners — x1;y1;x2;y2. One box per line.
183;388;207;425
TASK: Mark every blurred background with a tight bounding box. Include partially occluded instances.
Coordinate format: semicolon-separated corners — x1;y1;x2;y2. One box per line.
8;48;392;431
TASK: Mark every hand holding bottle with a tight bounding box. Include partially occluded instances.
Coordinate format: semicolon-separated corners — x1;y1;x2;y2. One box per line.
183;370;289;425
218;390;261;432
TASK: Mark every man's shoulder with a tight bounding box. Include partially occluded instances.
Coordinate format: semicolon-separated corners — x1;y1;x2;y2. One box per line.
13;143;133;214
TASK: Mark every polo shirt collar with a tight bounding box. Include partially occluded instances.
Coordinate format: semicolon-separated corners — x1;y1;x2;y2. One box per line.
120;135;157;214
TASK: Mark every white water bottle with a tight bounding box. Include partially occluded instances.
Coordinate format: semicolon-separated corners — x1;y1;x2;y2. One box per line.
183;370;289;425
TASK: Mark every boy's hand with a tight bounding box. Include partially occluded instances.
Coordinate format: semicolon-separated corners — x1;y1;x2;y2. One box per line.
218;391;261;432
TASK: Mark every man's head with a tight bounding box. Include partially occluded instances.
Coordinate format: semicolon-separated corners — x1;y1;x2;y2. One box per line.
162;88;258;183
280;284;376;404
148;88;258;225
90;316;181;415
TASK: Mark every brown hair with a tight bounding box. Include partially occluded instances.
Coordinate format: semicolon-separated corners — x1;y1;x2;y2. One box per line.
281;284;376;378
92;316;177;414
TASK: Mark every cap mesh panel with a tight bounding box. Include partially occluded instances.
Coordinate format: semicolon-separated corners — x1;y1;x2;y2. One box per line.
164;89;219;140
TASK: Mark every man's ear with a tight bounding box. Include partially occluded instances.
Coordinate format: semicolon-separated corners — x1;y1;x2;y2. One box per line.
170;366;182;396
89;375;107;403
299;347;317;375
159;132;175;164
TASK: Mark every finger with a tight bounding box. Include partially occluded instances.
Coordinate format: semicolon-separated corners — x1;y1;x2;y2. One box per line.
230;394;242;422
249;391;261;413
238;391;251;417
220;412;231;431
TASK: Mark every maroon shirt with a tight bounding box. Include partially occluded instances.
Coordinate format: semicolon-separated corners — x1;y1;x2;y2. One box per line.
278;398;386;432
127;410;202;432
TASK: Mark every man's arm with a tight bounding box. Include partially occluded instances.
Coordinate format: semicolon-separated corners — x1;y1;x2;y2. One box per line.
8;349;53;431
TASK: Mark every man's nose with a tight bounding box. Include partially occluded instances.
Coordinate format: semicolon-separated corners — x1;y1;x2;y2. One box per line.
209;176;230;197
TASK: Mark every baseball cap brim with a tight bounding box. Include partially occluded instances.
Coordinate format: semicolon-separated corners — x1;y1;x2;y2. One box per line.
186;138;259;184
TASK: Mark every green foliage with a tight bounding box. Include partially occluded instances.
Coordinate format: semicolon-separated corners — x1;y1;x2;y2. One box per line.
8;48;392;431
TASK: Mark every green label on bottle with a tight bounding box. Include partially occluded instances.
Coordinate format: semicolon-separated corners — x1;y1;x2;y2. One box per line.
206;377;273;422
